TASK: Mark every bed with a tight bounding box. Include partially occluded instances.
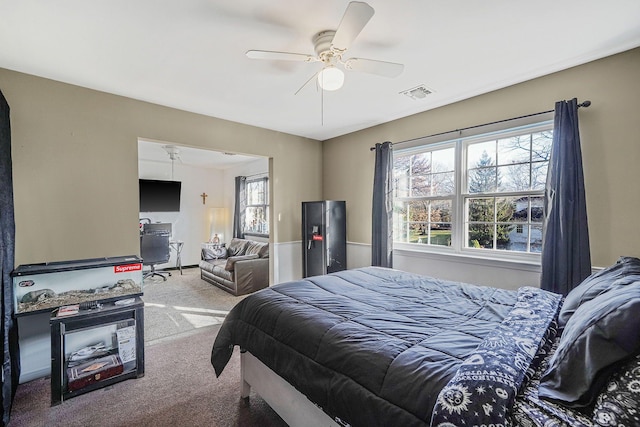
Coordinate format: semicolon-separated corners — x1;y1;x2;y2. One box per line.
211;260;640;426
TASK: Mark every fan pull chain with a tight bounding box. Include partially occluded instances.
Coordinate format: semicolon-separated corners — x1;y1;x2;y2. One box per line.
321;85;324;126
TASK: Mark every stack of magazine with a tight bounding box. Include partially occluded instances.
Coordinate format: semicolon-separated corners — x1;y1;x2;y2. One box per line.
56;305;79;317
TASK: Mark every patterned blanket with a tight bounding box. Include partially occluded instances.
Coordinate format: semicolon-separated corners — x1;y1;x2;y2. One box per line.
431;287;562;427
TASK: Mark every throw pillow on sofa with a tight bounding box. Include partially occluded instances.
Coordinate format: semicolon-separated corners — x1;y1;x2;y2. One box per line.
227;238;249;257
245;241;269;258
224;254;260;271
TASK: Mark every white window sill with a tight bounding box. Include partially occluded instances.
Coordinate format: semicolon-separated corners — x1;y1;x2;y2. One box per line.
244;232;269;239
393;244;542;273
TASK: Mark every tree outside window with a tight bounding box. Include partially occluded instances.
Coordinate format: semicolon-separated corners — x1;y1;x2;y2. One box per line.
465;131;552;253
393;146;454;247
392;122;553;258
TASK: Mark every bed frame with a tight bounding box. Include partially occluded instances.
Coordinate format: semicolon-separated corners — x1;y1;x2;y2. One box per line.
240;351;339;426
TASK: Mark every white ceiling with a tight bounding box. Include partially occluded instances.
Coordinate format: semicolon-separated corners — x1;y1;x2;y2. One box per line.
138;139;261;168
1;1;640;142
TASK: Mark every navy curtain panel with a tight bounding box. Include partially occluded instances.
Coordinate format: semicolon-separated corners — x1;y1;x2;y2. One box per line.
371;141;393;268
540;98;591;295
0;90;19;425
232;176;246;239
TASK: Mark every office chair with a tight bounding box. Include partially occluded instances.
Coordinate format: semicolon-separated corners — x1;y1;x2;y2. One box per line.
143;222;172;235
140;233;171;281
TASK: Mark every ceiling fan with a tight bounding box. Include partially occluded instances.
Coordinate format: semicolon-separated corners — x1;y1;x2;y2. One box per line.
163;145;181;161
163;145;181;179
246;1;404;92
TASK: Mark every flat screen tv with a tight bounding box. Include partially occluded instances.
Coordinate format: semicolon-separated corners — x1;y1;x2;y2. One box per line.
139;179;181;212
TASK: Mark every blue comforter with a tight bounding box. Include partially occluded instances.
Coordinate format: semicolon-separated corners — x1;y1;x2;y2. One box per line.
211;267;562;427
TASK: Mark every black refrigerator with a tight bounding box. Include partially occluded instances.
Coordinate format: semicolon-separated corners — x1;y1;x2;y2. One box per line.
302;201;347;278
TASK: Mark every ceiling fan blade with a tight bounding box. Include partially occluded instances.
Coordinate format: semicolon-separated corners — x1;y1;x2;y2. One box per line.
246;50;317;62
344;58;404;78
330;2;375;52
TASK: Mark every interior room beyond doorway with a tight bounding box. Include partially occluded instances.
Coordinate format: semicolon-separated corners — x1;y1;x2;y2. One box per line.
137;139;269;271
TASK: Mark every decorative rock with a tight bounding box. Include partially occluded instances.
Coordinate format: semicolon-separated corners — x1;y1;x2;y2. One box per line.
21;289;56;303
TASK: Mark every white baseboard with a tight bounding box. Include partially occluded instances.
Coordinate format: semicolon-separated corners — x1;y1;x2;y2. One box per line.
20;366;50;384
272;241;372;285
272;241;547;291
272;241;303;284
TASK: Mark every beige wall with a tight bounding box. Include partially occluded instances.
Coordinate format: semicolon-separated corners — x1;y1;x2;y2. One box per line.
323;47;640;268
3;47;639;269
1;69;323;265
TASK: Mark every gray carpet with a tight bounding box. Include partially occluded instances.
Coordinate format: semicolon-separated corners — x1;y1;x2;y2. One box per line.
142;266;248;343
9;267;287;427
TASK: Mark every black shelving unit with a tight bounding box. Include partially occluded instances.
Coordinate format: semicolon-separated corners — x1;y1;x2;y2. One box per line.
50;297;145;405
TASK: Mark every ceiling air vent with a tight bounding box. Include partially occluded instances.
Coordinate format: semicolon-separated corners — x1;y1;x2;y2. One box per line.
400;85;434;100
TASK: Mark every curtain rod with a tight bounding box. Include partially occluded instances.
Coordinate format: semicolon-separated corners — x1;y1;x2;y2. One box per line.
369;100;591;151
243;172;268;179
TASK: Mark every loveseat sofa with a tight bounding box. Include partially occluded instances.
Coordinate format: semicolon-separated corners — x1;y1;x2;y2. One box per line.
199;238;269;296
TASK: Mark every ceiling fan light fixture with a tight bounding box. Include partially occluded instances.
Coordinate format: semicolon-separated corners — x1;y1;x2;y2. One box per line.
317;66;344;91
163;144;181;161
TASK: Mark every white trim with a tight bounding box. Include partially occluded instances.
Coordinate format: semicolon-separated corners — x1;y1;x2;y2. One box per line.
393;246;541;273
19;366;50;384
393;118;554;263
272;240;303;284
272;241;551;289
272;241;372;284
395;113;555;152
393;240;541;269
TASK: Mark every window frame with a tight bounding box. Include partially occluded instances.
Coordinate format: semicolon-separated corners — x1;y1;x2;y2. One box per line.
393;117;554;264
393;141;456;248
243;176;269;238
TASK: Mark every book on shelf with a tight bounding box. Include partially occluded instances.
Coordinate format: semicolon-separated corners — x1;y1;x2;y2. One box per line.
56;304;80;317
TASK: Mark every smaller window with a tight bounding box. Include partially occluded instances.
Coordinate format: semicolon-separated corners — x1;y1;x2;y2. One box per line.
244;177;269;236
393;145;455;248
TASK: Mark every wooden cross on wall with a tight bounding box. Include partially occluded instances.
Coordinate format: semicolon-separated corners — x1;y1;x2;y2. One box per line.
201;193;208;205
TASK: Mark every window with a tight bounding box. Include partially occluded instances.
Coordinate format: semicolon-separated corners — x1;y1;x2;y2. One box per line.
394;146;455;246
393;120;553;259
244;177;269;236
